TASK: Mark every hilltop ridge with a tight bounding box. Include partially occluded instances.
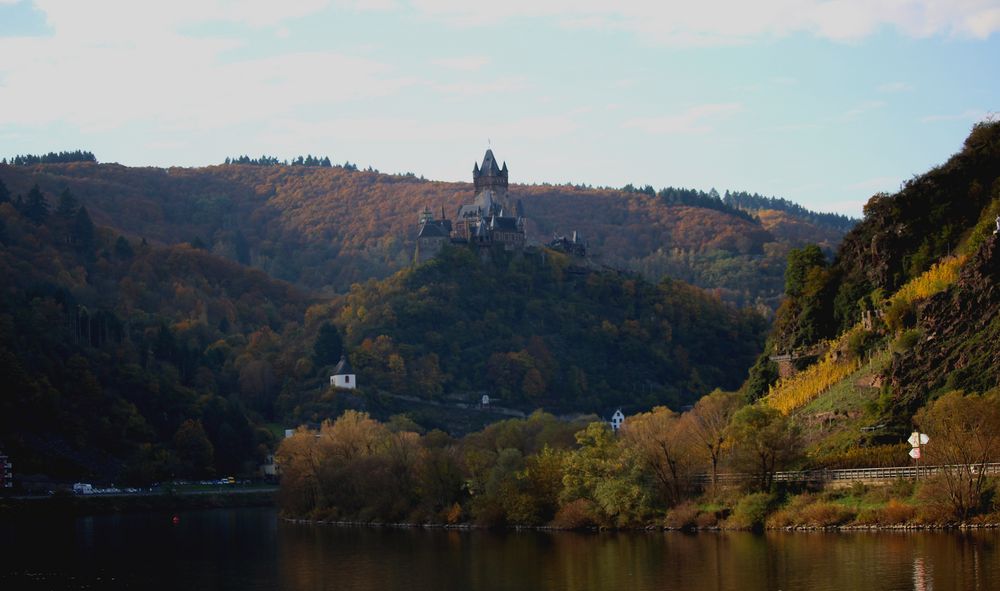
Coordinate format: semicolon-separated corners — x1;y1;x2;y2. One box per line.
0;158;853;309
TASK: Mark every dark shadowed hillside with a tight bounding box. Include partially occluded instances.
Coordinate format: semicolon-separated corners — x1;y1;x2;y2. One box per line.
0;193;313;483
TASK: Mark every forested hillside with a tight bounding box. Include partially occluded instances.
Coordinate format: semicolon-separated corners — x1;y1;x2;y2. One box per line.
316;245;768;412
0;186;315;483
0;160;852;309
0;178;771;482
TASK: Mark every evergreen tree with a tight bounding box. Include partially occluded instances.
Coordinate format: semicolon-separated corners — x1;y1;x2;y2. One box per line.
114;235;134;259
312;322;343;368
22;184;49;224
0;178;10;204
72;206;96;252
56;188;79;219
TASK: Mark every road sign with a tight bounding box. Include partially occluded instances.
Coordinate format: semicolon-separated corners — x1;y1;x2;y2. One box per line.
908;432;929;447
920;433;929;445
909;447;921;460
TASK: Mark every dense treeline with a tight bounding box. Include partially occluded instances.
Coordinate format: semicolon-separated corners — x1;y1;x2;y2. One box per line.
225;154;356;169
0;183;317;483
723;191;856;231
4;150;96;166
279;388;1000;528
622;184;756;223
277;396;783;527
0;160;849;310
317;245;768;412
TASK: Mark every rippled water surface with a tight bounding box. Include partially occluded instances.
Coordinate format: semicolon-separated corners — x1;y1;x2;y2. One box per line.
2;507;998;590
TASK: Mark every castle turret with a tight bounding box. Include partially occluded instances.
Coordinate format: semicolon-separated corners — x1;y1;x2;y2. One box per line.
473;149;508;194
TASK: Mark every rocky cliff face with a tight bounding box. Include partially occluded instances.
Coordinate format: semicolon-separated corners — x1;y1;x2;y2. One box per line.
834;120;1000;295
888;232;1000;418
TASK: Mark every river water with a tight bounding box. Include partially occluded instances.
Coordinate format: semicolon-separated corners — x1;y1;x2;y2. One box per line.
2;507;998;590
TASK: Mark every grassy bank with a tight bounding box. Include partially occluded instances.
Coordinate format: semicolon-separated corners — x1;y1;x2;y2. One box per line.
662;479;1000;531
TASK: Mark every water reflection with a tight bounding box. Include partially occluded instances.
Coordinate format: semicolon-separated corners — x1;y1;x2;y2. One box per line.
275;522;1000;591
2;508;999;590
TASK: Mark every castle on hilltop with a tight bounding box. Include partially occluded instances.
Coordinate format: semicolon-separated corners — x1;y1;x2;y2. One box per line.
415;149;526;263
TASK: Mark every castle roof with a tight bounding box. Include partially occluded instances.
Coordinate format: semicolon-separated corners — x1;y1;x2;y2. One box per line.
332;355;353;376
478;149;504;177
489;216;519;231
418;220;450;238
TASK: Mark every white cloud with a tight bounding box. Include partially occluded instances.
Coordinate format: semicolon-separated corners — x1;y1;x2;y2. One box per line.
0;2;415;133
395;1;1000;45
624;103;743;135
962;6;1000;37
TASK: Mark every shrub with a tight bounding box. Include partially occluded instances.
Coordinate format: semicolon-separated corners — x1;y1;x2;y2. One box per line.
878;499;917;525
892;329;922;353
767;507;796;528
881;479;916;502
470;496;507;528
846;329;876;360
664;501;700;530
444;502;463;525
695;511;719;528
884;299;916;333
309;505;339;522
766;494;853;528
729;492;776;530
551;499;598;530
914;476;960;524
798;501;854;526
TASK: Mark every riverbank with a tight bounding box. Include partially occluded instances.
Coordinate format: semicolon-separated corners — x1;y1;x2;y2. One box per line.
0;488;277;518
281;515;1000;533
279;479;1000;533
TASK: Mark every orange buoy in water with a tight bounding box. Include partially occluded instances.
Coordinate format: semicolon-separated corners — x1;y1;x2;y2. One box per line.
171;515;180;525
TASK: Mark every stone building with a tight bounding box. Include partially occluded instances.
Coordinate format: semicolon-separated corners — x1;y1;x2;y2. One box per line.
415;206;452;264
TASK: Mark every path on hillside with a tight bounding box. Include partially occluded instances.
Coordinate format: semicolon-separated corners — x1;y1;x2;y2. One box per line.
378;392;527;418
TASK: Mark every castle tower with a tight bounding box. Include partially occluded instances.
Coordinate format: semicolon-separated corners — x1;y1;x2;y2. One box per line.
473;149;509;195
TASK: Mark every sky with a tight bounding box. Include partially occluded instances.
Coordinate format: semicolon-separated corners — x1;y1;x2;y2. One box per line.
1;1;998;217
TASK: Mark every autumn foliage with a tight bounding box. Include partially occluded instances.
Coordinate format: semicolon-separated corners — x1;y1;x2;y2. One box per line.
0;160;851;310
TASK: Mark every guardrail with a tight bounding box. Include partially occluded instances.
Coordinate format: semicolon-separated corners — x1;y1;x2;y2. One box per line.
701;463;1000;485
